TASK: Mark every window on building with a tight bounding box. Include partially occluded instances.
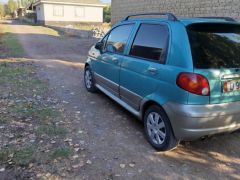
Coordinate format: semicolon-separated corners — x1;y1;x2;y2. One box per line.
130;24;169;62
75;7;85;17
53;5;64;17
105;24;134;54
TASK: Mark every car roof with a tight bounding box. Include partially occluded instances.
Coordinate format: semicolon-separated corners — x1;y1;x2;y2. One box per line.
179;18;239;25
118;17;239;26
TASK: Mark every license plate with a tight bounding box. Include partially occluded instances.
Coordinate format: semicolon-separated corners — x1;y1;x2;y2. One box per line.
223;80;240;93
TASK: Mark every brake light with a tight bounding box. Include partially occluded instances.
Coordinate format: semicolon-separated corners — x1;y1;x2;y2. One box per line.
177;72;210;96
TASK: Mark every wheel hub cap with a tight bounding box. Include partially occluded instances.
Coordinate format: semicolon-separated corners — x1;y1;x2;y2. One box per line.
147;112;166;145
85;70;92;89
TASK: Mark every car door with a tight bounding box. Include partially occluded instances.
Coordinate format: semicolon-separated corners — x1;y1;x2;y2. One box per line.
120;23;170;110
93;23;135;97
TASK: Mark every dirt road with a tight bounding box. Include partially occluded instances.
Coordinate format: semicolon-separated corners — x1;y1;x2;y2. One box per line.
5;21;240;179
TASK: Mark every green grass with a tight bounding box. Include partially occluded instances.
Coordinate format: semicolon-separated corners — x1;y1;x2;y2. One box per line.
13;104;58;119
35;107;58;120
35;26;60;36
73;24;94;31
0;145;73;166
37;125;68;136
13;78;48;94
0;62;55;125
50;147;72;159
0;25;72;169
0;62;48;93
0;145;37;166
0;62;30;86
13;146;36;166
73;23;111;31
0;25;24;57
0;148;11;162
0;62;30;77
0;116;11;124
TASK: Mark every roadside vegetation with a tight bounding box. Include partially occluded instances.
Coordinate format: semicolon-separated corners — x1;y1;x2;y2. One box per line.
33;25;60;36
0;24;83;179
0;0;32;18
0;61;75;178
0;23;59;58
0;24;24;57
103;5;111;23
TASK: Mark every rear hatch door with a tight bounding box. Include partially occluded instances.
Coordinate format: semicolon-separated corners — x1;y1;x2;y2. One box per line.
187;23;240;104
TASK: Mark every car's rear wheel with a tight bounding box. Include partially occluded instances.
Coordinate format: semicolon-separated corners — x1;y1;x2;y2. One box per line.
144;105;179;151
84;66;97;93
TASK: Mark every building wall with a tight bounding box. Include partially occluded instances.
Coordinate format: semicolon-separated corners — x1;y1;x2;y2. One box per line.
112;0;240;24
36;4;45;21
36;3;104;23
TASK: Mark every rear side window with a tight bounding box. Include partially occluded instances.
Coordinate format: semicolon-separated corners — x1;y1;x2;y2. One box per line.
105;24;134;54
187;23;240;69
130;24;169;62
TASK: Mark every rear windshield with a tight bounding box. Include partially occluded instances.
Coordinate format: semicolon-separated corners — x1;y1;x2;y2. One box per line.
187;23;240;69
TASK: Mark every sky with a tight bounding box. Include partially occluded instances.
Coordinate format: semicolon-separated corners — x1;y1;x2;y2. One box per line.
101;0;111;3
0;0;111;3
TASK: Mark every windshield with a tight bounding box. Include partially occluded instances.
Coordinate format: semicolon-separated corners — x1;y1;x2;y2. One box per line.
187;23;240;69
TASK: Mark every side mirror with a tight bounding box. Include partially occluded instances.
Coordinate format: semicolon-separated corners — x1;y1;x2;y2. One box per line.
95;42;104;51
106;44;116;52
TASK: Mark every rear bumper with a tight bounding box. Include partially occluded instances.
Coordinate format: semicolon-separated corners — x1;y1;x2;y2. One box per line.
163;101;240;140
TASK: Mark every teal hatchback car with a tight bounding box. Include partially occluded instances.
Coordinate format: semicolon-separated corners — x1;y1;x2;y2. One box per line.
84;13;240;151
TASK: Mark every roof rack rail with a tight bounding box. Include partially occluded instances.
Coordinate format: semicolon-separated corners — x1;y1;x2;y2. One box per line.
123;13;178;21
197;16;236;22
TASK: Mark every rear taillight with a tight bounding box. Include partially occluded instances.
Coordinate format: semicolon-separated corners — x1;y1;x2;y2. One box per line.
177;72;210;96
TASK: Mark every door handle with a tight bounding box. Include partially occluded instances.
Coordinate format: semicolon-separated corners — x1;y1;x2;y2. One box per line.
102;55;118;63
111;57;119;63
102;56;109;61
147;68;158;74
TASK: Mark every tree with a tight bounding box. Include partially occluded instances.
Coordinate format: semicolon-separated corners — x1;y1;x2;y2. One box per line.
103;6;111;23
7;0;17;14
0;4;5;19
20;0;32;7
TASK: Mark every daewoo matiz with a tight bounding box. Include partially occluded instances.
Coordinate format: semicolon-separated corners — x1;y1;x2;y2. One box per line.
84;13;240;151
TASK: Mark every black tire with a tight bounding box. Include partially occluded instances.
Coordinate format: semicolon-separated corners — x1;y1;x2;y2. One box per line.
84;66;97;93
144;105;179;151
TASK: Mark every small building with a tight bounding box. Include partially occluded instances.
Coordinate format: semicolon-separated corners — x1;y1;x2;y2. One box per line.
32;0;106;25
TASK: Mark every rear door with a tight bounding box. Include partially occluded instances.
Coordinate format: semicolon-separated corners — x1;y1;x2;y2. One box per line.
187;23;240;104
119;23;170;110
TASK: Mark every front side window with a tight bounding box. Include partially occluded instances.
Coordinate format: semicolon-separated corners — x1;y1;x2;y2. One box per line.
130;24;169;62
101;34;109;50
105;24;134;54
187;23;240;69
